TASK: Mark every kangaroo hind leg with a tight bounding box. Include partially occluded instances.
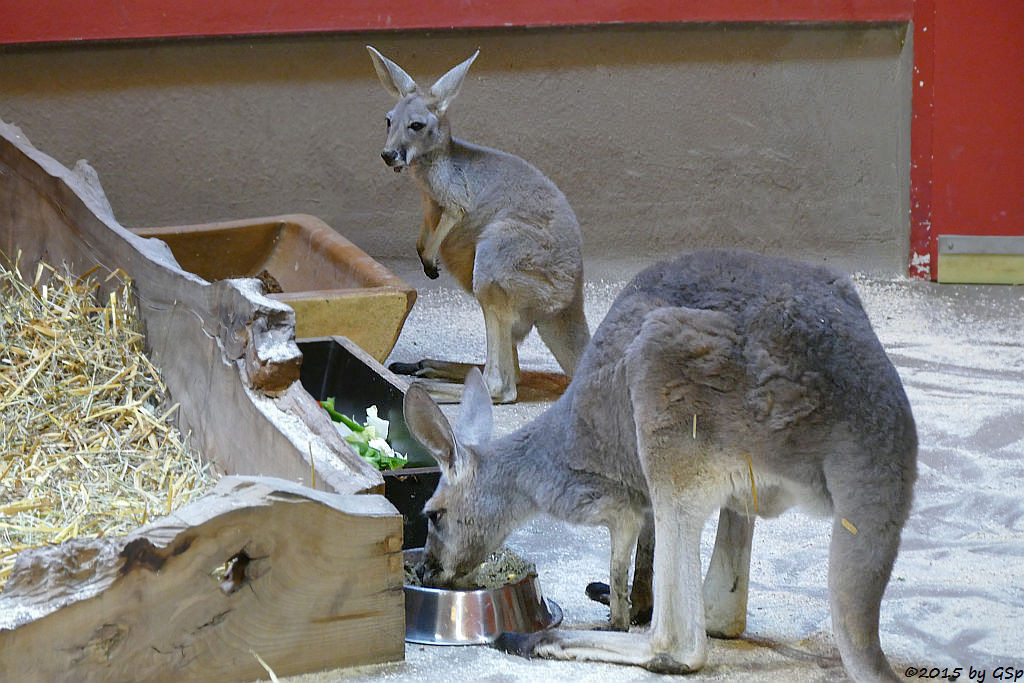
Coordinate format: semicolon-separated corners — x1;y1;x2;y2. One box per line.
535;286;590;378
622;306;745;673
475;281;521;403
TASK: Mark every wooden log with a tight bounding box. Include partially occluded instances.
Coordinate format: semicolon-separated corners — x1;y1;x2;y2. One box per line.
0;119;381;495
0;476;405;682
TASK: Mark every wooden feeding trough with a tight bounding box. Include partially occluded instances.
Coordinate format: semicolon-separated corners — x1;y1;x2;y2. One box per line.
298;336;441;549
0;120;406;681
131;214;416;363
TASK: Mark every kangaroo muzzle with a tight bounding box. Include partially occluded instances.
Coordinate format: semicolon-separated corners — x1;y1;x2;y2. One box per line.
381;149;405;172
415;554;451;588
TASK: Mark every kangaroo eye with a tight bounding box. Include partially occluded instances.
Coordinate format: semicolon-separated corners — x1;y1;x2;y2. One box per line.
385;116;392;130
409;121;425;132
425;509;444;527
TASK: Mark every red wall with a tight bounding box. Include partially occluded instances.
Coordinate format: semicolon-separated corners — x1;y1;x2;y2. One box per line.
0;1;913;44
911;0;1024;278
22;1;1021;279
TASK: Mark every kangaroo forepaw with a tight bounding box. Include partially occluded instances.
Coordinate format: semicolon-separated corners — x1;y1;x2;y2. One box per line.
492;631;547;658
585;581;610;605
584;581;653;626
388;361;424;376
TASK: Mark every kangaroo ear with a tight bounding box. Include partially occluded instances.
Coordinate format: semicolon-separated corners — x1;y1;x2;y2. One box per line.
404;383;457;472
366;45;418;98
455;367;493;448
427;50;479;116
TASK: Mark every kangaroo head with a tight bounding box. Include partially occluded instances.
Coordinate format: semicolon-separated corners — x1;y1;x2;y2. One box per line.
403;368;515;587
366;46;478;173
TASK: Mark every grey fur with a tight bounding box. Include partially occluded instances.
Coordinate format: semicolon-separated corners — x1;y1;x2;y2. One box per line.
404;249;917;682
367;46;590;402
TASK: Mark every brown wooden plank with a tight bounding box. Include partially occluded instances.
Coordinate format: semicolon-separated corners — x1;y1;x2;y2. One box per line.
0;476;404;681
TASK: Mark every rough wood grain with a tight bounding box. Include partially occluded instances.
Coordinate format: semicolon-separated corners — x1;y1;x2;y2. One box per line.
0;119;381;495
0;476;405;682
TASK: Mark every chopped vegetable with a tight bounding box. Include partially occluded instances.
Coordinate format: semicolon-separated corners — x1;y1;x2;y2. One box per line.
364;405;390;439
404;547;538;590
318;397;361;431
319;400;407;471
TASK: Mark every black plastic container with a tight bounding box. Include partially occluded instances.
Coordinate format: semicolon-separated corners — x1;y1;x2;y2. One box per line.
298;336;440;548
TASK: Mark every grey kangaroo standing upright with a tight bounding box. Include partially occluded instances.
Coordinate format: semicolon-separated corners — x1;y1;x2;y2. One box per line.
367;46;590;403
404;250;917;682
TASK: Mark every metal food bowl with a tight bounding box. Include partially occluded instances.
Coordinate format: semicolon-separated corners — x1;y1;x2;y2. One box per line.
404;549;562;646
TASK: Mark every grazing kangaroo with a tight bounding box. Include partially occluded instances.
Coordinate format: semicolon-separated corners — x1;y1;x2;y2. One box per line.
404;250;917;682
367;46;590;403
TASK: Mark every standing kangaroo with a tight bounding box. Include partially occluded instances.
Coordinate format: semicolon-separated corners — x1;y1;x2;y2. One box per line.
405;250;917;682
367;47;590;403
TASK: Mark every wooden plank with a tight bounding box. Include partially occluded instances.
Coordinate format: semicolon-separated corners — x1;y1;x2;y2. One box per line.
0;0;916;46
0;120;382;496
937;254;1024;285
0;476;405;682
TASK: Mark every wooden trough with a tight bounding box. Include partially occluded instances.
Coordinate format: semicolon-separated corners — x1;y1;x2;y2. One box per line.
298;336;441;549
0;120;406;681
131;215;416;363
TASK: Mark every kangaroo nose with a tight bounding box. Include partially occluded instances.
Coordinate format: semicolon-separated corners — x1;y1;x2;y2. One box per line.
381;150;398;165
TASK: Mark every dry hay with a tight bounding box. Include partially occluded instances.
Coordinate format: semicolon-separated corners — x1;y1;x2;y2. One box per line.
0;254;217;589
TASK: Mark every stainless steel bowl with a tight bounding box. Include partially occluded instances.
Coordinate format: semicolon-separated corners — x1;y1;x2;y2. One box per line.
404;549;563;646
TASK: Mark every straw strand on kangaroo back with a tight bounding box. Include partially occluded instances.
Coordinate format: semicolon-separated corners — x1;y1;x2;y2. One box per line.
367;46;590;403
404;249;916;682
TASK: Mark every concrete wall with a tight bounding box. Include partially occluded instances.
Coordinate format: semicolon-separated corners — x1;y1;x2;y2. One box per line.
0;24;912;273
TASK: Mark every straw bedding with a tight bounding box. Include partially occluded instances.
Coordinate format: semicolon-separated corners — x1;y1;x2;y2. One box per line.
0;256;216;589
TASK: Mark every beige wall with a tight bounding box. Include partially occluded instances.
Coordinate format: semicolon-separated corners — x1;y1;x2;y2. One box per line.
0;24;912;273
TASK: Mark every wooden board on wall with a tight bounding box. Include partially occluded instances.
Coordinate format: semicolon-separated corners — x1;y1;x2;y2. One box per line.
937;235;1024;285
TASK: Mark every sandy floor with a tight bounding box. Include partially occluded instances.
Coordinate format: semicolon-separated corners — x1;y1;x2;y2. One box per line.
285;257;1024;683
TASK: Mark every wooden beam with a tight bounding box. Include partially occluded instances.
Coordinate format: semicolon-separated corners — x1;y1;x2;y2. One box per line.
0;120;382;495
0;476;404;681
